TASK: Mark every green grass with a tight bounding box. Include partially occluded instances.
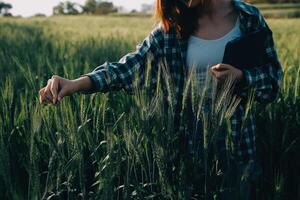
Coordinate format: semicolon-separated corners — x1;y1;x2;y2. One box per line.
0;16;299;199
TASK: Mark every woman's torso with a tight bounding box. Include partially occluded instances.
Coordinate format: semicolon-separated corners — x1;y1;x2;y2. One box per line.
186;8;241;89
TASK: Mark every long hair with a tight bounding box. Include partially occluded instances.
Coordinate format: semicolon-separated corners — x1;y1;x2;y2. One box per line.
155;0;213;39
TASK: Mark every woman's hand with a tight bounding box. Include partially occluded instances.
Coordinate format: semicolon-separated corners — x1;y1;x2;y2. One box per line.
39;75;78;106
209;63;243;84
39;75;93;106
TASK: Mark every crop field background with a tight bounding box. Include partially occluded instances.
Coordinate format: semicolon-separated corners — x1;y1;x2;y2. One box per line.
257;3;300;18
0;15;300;199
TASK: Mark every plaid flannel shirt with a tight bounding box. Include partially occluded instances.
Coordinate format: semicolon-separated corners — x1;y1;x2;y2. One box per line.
81;0;283;164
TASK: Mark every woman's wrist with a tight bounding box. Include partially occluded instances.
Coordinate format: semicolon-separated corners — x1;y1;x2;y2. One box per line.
72;76;93;93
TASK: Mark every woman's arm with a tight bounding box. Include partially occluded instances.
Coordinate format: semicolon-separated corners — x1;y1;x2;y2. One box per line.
210;12;283;104
39;75;92;105
79;25;164;95
39;26;164;105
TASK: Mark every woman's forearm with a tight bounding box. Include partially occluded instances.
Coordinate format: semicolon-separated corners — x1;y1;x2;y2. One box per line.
73;76;93;93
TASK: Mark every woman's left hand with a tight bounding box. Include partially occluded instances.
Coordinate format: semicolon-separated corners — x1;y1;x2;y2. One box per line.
209;63;243;84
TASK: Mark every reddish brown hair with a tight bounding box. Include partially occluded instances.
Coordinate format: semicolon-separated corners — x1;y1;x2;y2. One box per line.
155;0;213;38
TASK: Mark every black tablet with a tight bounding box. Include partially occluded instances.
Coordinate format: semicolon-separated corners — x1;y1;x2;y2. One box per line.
222;27;271;70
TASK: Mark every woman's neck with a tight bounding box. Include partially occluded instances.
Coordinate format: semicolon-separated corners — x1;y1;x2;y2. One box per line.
207;0;233;18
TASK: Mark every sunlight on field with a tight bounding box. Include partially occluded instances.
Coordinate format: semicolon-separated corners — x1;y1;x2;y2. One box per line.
0;16;155;42
0;16;299;199
1;16;298;71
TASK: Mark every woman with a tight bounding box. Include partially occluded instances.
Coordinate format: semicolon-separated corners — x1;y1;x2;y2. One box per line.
39;0;282;199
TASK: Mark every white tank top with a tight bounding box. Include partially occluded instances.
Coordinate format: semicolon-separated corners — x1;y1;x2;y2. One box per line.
186;16;241;85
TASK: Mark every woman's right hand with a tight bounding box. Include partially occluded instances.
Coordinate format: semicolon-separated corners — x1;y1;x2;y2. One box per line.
39;75;77;105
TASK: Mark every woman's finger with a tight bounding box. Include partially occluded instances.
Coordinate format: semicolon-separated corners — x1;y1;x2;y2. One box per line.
46;78;53;96
39;87;47;103
211;70;229;80
44;86;54;104
50;75;59;104
39;87;52;104
212;63;232;71
47;78;52;86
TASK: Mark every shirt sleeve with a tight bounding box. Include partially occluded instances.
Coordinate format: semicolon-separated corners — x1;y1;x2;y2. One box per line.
79;25;164;95
237;13;283;104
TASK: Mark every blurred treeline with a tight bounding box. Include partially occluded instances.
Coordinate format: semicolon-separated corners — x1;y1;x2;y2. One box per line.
53;0;118;16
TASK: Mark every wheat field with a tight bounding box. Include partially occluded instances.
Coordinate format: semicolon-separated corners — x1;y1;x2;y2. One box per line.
0;16;299;199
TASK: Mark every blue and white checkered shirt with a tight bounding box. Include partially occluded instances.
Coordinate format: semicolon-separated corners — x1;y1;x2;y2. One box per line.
81;0;283;164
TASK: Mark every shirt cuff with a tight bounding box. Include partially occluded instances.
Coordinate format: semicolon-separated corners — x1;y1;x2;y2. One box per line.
238;68;254;91
234;69;251;96
79;71;107;95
